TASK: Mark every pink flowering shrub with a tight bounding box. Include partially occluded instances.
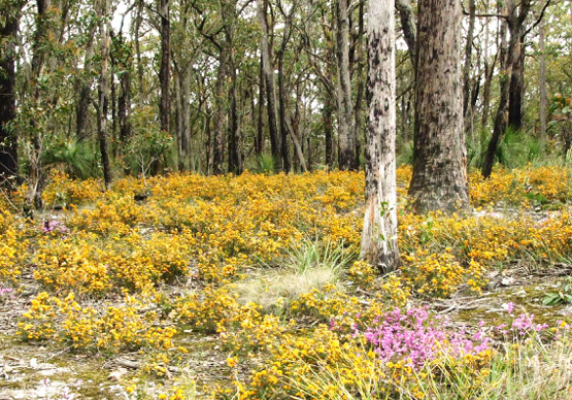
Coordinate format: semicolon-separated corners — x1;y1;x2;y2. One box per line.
353;307;490;368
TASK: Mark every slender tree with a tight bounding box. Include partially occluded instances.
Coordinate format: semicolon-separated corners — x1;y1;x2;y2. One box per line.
539;21;548;140
97;0;112;189
257;0;281;167
159;0;171;135
76;17;97;140
482;15;510;178
360;0;399;271
336;0;356;170
408;0;469;213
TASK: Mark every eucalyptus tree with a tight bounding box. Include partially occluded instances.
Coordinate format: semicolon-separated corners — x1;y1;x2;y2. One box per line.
408;0;469;213
257;0;280;166
335;0;355;170
360;0;399;270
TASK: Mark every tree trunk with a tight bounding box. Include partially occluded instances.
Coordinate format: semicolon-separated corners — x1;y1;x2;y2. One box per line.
0;10;19;185
507;26;525;131
395;0;417;66
134;0;145;106
221;0;240;175
76;22;96;140
24;0;54;215
353;1;365;167
277;16;292;173
336;0;356;170
97;0;112;189
324;94;334;167
257;0;280;167
256;54;265;155
159;0;170;134
409;0;469;214
480;9;494;130
361;0;399;271
178;66;191;170
227;60;241;174
539;21;548;140
118;66;131;143
482;18;509;178
110;57;117;142
212;52;227;175
506;0;531;131
463;0;476;118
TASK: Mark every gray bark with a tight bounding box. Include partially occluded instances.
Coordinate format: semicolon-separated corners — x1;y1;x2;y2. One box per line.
257;0;281;167
336;0;356;170
409;0;469;213
395;0;417;66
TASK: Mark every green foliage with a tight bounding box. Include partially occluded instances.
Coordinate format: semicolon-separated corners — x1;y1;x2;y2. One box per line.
468;128;544;170
496;128;542;168
285;239;352;276
125;107;173;176
467;129;489;169
396;141;414;166
543;277;572;306
42;137;98;179
255;153;276;175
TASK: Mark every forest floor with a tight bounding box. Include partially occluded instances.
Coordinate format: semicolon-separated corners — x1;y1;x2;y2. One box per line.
2;166;572;399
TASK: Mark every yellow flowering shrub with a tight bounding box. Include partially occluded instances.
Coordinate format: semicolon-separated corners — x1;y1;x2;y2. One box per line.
5;165;572;399
18;291;176;355
0;212;25;280
402;251;485;297
347;260;376;286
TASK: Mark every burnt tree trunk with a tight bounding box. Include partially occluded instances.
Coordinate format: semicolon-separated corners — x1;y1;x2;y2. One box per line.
97;0;112;189
0;9;19;185
506;0;531;131
118;65;131;144
409;0;469;213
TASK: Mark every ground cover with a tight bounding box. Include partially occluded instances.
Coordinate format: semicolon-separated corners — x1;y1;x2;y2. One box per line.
2;165;572;399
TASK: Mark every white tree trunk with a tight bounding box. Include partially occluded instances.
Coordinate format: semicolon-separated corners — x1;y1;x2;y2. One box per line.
360;0;399;271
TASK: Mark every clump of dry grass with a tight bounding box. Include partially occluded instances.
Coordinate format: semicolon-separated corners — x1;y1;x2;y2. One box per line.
232;239;351;310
